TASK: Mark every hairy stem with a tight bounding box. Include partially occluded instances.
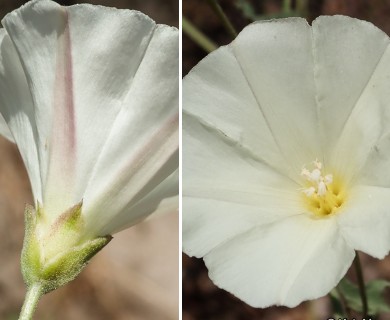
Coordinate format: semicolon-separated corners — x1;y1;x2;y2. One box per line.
19;283;43;320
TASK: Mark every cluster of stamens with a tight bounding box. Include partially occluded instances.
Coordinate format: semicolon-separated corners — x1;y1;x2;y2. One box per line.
301;160;344;216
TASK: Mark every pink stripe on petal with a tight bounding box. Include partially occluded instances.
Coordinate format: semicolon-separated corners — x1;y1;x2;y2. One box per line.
108;111;179;199
86;111;179;219
44;7;77;213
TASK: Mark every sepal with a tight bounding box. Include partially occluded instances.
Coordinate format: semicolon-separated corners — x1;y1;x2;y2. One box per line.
21;202;112;294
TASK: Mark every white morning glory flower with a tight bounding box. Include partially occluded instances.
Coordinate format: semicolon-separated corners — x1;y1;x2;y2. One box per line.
183;15;390;308
0;0;178;309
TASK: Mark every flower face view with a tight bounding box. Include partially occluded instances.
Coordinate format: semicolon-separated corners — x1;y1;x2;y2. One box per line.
183;15;390;308
0;0;178;304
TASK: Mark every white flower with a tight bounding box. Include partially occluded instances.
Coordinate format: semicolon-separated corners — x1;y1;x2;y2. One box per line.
183;16;390;308
0;0;178;237
0;0;178;294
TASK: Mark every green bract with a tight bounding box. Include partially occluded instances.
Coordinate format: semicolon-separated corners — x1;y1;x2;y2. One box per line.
22;202;111;294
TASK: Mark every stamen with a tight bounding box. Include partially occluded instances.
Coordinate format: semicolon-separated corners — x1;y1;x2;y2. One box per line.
300;160;344;216
324;174;333;184
309;169;321;182
301;168;311;178
317;181;327;196
302;187;316;197
313;159;322;169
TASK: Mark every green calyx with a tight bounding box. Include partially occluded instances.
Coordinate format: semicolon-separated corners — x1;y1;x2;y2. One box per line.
21;201;112;295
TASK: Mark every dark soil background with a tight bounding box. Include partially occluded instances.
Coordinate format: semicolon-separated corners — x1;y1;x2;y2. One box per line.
183;1;390;320
0;1;178;320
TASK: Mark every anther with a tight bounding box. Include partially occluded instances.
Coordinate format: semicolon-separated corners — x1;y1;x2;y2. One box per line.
301;160;344;216
302;187;316;197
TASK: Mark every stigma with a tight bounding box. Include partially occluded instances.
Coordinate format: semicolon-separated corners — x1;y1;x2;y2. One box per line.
301;160;345;216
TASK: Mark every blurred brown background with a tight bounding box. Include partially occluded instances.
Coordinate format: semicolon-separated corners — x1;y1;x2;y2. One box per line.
0;1;178;319
183;0;390;319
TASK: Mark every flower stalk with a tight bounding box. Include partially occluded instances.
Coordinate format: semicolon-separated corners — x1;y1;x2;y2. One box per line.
296;0;308;16
19;283;43;320
283;0;292;13
183;16;217;52
354;252;368;317
205;0;237;38
335;286;352;319
19;203;112;319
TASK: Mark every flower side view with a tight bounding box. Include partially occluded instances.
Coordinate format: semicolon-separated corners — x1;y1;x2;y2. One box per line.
0;0;178;317
183;15;390;308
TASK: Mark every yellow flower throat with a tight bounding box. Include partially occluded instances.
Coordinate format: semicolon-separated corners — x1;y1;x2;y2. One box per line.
301;160;346;216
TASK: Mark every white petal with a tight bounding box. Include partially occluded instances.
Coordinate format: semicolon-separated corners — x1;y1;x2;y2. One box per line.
313;16;389;153
0;29;42;202
3;0;157;216
3;1;178;224
183;114;302;258
231;18;322;174
338;43;390;187
328;90;384;183
66;4;158;198
82;25;178;235
184;45;288;179
183;114;299;201
337;185;390;258
361;132;390;187
204;215;354;308
3;0;69;211
97;169;178;236
312;16;390;182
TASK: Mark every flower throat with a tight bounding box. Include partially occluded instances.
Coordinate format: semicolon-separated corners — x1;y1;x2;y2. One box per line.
301;160;346;216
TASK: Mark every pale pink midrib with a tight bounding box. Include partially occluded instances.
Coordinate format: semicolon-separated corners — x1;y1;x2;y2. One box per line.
44;7;77;208
87;111;179;215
